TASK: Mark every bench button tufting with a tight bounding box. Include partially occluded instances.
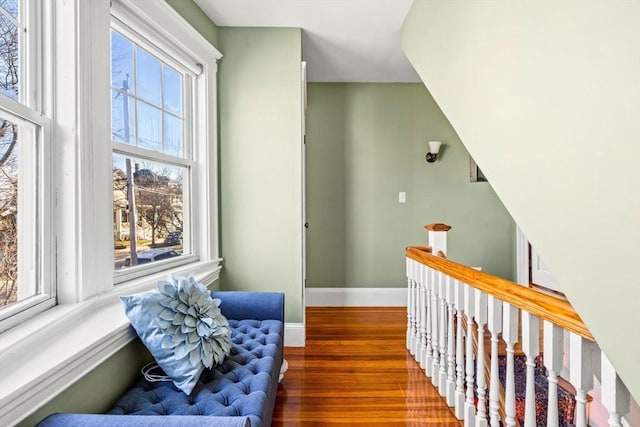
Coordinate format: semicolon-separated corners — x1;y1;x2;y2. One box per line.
102;314;283;423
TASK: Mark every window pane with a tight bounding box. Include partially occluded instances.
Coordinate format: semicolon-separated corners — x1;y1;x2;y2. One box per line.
0;0;18;20
136;47;161;106
137;101;161;151
113;155;185;270
111;90;136;144
111;33;186;157
0;115;38;308
111;30;134;93
162;65;182;116
163;113;182;157
0;117;18;306
0;5;19;101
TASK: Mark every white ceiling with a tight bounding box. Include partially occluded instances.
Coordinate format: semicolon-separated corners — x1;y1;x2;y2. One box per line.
193;0;421;82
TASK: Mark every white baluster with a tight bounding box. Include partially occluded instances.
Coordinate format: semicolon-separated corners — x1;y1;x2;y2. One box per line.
569;333;595;427
521;312;540;427
487;295;502;427
407;258;417;352
417;265;427;367
422;268;433;375
407;258;416;353
454;279;466;420
410;260;418;356
502;303;519;427
405;257;411;350
601;351;630;427
431;268;440;386
474;289;488;427
445;276;456;407
464;283;476;427
543;321;563;427
439;272;448;395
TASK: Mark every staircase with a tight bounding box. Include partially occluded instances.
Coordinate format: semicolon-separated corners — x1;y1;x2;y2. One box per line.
400;1;640;406
405;224;632;426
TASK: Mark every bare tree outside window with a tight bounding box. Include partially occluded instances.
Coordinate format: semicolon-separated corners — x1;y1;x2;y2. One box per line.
112;159;184;269
0;0;20;306
0;120;18;306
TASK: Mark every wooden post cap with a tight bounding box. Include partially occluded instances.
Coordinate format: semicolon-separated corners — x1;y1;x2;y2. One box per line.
425;223;452;232
407;245;432;253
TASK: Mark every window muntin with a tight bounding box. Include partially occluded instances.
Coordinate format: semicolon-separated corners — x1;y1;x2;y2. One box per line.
111;28;192;275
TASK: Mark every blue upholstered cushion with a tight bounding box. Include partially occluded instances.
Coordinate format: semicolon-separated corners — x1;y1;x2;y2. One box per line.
37;414;251;427
108;319;283;427
120;275;232;395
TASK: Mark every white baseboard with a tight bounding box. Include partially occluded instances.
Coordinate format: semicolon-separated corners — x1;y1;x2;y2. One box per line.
285;323;305;347
306;287;407;307
284;288;407;348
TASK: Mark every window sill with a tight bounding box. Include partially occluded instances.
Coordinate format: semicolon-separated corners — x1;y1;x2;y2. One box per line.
0;259;221;426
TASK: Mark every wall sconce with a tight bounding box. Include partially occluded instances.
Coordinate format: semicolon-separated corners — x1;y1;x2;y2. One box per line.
426;140;442;163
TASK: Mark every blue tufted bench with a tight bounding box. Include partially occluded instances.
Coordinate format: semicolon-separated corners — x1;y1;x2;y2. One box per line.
38;292;285;427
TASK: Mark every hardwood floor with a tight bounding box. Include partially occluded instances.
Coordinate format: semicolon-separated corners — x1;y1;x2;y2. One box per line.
272;307;462;426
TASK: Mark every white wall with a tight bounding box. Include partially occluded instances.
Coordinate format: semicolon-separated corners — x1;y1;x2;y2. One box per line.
402;0;640;401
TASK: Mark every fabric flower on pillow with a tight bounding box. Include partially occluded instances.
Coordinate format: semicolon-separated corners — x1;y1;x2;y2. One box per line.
154;275;232;368
120;274;232;394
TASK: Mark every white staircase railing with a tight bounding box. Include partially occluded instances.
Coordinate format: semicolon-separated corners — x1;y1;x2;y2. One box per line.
406;235;632;427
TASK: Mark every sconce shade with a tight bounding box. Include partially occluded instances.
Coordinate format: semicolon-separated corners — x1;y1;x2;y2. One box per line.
428;140;442;154
426;140;442;163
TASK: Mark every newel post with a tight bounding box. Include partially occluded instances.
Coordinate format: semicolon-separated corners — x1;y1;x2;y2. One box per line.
425;223;452;257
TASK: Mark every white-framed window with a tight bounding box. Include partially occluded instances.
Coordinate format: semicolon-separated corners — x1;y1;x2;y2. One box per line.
0;1;221;423
108;0;221;286
0;0;54;331
0;0;221;329
110;20;197;282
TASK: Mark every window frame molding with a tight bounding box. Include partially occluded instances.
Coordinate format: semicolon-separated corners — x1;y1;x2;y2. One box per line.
110;0;221;283
109;19;199;280
0;1;222;424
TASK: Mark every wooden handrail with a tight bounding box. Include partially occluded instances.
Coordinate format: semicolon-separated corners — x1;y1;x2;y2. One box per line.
406;246;594;341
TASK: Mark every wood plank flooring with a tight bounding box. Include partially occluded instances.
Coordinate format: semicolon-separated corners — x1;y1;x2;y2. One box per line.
272;307;462;426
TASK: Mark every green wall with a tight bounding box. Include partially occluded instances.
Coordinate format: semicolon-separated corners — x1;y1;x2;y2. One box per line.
305;83;515;287
166;0;218;46
217;27;304;324
19;340;152;427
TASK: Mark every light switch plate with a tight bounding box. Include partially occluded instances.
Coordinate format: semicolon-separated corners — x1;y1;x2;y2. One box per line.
399;192;406;203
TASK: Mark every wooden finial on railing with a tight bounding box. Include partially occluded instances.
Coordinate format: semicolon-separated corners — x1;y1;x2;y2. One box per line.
425;223;452;232
425;223;451;257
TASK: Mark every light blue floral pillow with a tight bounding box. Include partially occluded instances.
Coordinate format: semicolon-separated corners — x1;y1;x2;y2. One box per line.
121;275;232;395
